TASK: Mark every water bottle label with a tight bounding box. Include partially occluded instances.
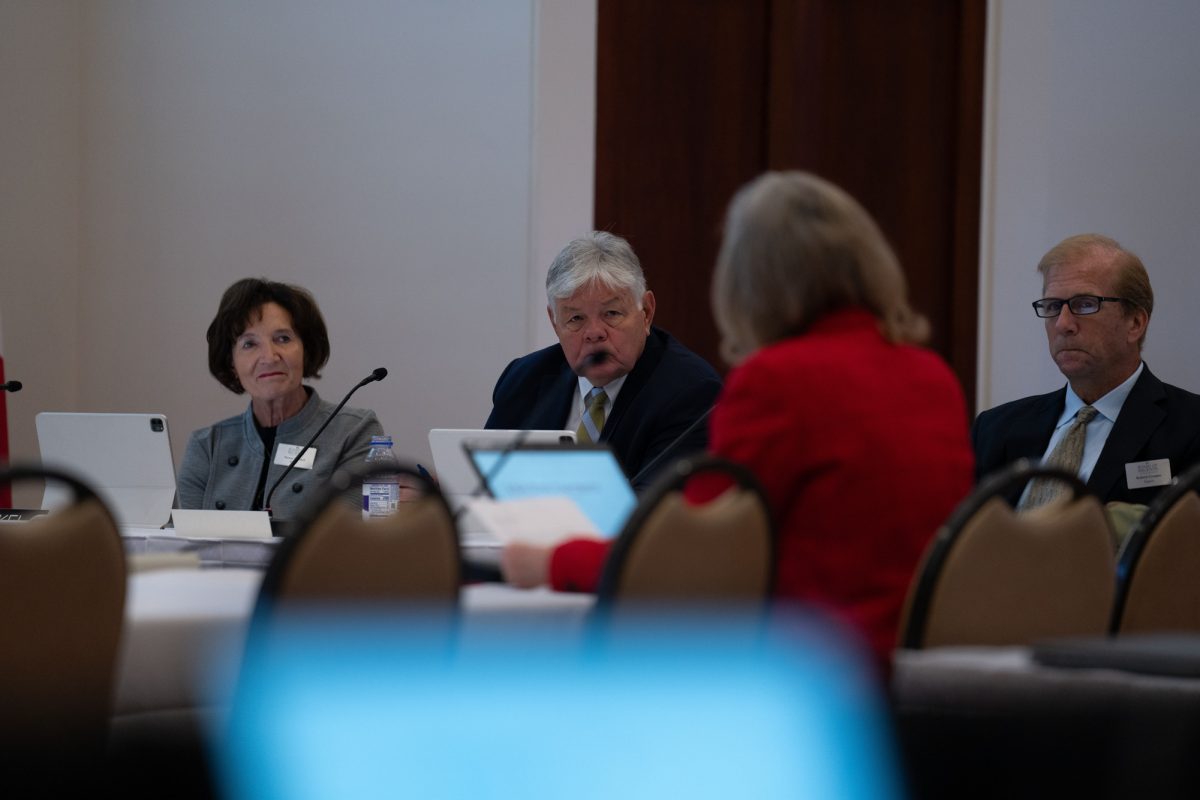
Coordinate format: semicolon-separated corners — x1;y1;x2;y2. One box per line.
362;482;400;519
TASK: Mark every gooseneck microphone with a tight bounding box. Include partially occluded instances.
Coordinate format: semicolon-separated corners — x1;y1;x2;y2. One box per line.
468;401;562;503
0;380;22;392
628;403;717;488
263;367;388;517
465;353;607;504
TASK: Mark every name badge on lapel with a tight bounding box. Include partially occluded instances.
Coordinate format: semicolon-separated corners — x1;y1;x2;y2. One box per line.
1125;458;1171;490
275;443;316;470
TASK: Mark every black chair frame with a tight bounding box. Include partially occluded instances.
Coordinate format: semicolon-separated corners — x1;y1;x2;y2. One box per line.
1109;460;1200;632
0;463;107;508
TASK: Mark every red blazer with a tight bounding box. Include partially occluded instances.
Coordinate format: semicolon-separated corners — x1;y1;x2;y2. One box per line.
550;308;974;664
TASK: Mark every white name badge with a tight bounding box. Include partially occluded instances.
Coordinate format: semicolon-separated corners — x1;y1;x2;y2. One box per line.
275;443;316;470
1125;458;1172;490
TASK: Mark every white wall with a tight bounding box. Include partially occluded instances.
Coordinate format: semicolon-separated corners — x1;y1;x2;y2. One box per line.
10;0;1200;506
980;0;1200;410
0;0;82;507
1;0;595;506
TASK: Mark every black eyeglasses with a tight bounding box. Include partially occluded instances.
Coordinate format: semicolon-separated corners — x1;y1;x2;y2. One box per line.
1032;294;1127;318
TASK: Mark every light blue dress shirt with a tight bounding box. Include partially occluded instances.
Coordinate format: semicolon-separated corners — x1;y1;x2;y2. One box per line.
1017;362;1144;506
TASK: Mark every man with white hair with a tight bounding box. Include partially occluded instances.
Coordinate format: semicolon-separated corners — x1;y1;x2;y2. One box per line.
485;231;721;490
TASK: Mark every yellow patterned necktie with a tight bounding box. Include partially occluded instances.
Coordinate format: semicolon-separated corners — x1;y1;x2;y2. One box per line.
1020;405;1099;510
576;388;609;444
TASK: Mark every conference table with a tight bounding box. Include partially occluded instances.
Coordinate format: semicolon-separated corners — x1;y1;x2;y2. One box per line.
114;533;1200;799
115;534;595;718
118;532;1200;717
891;643;1200;798
894;643;1200;710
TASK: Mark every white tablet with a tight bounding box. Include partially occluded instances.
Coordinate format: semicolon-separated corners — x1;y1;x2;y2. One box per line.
36;411;177;529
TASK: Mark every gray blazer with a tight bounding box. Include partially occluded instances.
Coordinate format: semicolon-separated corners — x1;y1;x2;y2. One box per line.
177;388;384;519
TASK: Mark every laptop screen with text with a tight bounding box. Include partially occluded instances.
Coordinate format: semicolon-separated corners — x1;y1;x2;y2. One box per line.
464;443;637;538
427;428;575;508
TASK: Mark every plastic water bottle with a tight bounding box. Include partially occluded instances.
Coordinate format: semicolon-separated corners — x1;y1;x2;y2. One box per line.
362;435;401;519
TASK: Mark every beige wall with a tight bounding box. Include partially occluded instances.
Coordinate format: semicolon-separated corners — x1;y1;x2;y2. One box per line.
0;0;82;506
1;0;595;507
979;0;1200;409
9;0;1200;508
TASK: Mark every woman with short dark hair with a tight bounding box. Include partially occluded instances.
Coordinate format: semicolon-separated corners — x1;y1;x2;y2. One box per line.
178;278;383;517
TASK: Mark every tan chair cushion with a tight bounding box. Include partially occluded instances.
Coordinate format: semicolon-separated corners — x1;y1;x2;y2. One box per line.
1119;492;1200;633
276;497;459;605
614;488;771;601
920;495;1115;648
0;497;126;742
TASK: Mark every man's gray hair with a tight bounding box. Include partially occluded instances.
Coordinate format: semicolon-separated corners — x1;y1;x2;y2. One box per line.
545;231;647;316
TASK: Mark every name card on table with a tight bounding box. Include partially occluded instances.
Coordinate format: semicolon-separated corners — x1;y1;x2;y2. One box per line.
171;509;274;539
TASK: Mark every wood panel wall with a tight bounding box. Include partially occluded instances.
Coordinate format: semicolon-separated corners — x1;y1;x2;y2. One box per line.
595;0;985;410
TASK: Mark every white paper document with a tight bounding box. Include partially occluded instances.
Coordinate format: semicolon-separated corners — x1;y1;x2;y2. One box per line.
460;496;599;547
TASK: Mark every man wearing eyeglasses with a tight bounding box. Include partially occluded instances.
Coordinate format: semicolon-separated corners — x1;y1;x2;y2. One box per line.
972;233;1200;507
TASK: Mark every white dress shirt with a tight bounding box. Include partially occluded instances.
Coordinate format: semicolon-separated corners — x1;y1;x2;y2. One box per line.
563;374;628;435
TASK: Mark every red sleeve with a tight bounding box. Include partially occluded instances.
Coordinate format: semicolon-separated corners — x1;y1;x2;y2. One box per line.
548;538;611;593
682;471;733;504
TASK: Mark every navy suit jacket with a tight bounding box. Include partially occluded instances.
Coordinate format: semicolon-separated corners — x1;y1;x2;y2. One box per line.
972;366;1200;505
485;327;722;491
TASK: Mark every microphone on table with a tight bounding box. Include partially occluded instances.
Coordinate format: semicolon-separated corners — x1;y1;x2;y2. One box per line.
459;409;556;582
627;402;717;489
0;380;22;392
458;353;607;584
468;350;609;501
468;436;526;503
263;367;388;520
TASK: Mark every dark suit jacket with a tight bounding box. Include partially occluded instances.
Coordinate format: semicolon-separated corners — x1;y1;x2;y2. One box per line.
485;327;721;490
972;366;1200;505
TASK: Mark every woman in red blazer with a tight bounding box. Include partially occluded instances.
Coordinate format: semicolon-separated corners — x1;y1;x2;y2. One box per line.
502;171;974;666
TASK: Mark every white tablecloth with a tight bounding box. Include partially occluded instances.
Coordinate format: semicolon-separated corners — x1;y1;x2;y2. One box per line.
122;532;279;569
114;569;594;716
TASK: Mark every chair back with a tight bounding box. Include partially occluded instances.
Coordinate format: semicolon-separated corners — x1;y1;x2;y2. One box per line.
595;455;774;611
1112;461;1200;633
255;462;461;615
0;465;127;758
899;459;1115;649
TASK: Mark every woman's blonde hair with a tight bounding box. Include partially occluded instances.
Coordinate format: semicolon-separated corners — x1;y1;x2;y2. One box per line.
711;171;928;364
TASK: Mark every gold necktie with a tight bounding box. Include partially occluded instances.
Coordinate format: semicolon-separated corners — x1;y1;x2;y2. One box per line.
576;388;608;444
1020;405;1099;510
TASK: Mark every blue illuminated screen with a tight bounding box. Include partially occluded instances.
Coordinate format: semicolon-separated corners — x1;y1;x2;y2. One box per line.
467;446;637;537
219;616;903;800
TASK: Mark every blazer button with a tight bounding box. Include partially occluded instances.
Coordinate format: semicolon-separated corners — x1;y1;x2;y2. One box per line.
291;482;303;494
215;500;226;510
227;455;239;466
